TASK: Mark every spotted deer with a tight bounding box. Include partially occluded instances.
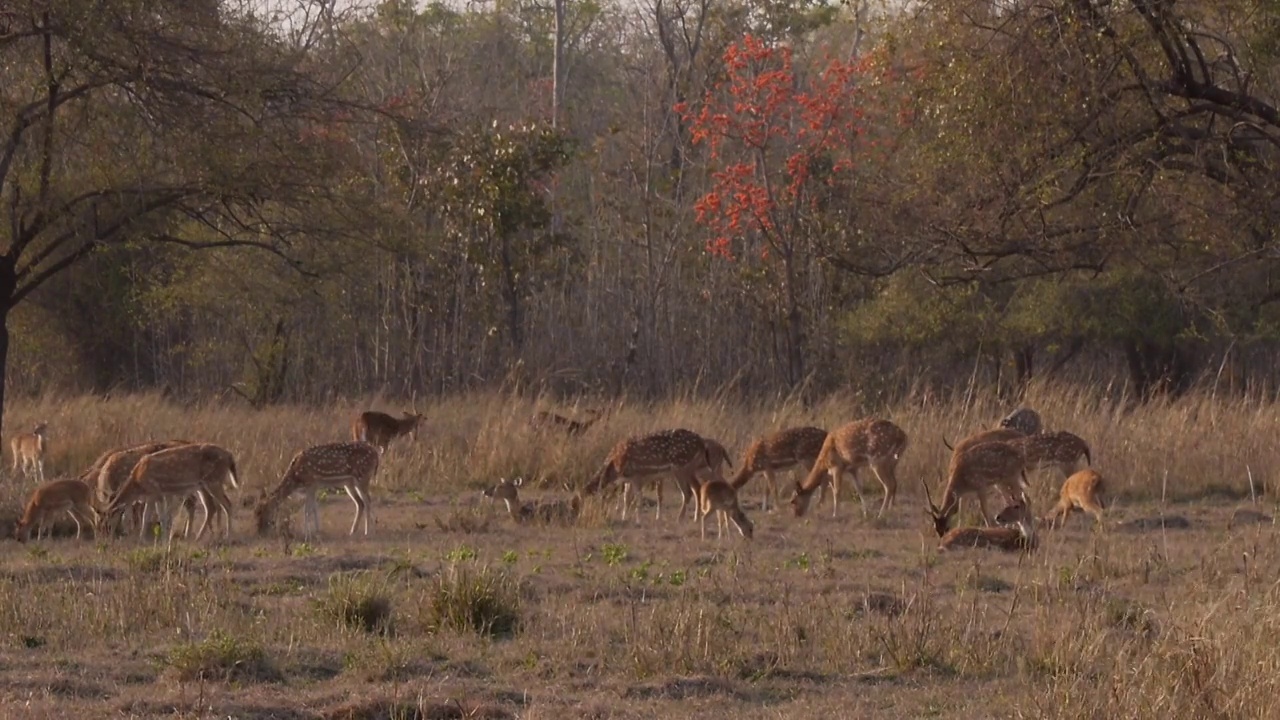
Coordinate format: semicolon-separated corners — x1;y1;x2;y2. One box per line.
999;407;1043;436
790;419;908;518
937;500;1037;553
1035;468;1106;529
10;422;48;481
101;443;239;542
351;410;425;453
14;478;97;541
923;441;1031;536
942;427;1026;464
697;478;753;540
579;429;722;523
1007;431;1092;480
93;440;193;537
730;426;827;512
255;441;380;539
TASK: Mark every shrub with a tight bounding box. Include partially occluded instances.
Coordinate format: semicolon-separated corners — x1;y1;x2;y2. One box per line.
315;572;394;635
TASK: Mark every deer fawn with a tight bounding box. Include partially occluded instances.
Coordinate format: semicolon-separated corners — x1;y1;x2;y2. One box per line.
351;410;425;453
255;441;380;539
11;422;48;481
529;409;600;437
1037;468;1106;529
923;440;1031;536
697;478;753;540
937;501;1037;553
103;443;239;542
483;477;581;524
579;429;722;523
14;478;97;541
730;426;827;513
790;419;908;518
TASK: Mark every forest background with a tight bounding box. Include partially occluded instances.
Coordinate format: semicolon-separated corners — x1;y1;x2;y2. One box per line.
3;0;1279;439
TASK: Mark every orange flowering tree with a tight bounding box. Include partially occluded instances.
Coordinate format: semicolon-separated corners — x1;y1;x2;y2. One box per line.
679;34;878;386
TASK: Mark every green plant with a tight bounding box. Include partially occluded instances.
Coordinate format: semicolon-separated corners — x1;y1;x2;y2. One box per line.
425;564;522;639
315;572;394;635
166;631;281;683
602;543;628;566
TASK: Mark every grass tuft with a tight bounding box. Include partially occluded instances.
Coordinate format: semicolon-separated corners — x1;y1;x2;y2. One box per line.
424;564;522;639
315;571;395;635
166;630;281;683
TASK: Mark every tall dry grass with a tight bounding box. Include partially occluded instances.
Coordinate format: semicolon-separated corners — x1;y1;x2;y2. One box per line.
0;383;1274;717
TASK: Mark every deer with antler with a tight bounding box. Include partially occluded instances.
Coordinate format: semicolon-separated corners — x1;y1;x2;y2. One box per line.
790;419;908;518
923;440;1031;536
937;500;1037;553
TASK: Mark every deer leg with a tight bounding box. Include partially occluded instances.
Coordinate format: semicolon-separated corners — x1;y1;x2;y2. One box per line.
345;485;367;535
847;466;870;518
871;462;896;517
654;478;663;522
977;492;994;526
762;471;774;513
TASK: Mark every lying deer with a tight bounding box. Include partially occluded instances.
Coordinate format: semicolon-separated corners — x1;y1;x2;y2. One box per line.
938;501;1037;553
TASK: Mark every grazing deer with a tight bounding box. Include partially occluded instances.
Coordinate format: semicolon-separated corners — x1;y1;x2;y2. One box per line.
697;478;753;540
482;477;581;524
942;427;1026;460
103;443;239;541
1007;431;1092;480
14;478;97;541
580;429;721;523
790;419;908;518
529;409;600;437
730;426;828;512
1037;468;1106;529
10;422;48;481
255;441;380;539
923;441;1031;536
999;407;1043;436
351;410;425;453
938;501;1037;553
93;440;192;537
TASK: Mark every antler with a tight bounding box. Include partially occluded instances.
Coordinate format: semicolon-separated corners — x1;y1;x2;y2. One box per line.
920;475;941;514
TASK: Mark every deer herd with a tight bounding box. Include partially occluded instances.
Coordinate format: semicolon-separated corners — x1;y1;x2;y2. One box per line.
3;403;1108;556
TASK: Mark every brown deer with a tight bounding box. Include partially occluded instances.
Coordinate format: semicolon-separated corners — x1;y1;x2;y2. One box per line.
351;410;425;453
937;501;1037;553
1007;431;1092;480
14;478;97;541
923;441;1031;536
1036;468;1106;529
942;427;1026;461
579;429;722;523
482;477;581;524
790;419;908;518
697;478;753;540
93;440;193;537
255;441;380;539
10;422;48;481
102;443;239;542
730;426;827;512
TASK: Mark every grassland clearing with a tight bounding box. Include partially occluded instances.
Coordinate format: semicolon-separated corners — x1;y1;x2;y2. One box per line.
0;385;1275;718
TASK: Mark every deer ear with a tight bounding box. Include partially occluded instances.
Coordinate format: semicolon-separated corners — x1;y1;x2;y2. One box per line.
513;477;524;487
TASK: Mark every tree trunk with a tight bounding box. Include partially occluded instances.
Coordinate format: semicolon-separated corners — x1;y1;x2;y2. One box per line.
783;252;805;389
1013;344;1034;398
500;235;523;352
0;256;15;448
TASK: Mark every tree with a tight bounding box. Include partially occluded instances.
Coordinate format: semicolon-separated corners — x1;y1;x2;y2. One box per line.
0;1;359;437
680;33;877;387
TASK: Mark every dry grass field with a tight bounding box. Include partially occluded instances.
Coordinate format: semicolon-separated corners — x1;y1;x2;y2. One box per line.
0;385;1277;719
